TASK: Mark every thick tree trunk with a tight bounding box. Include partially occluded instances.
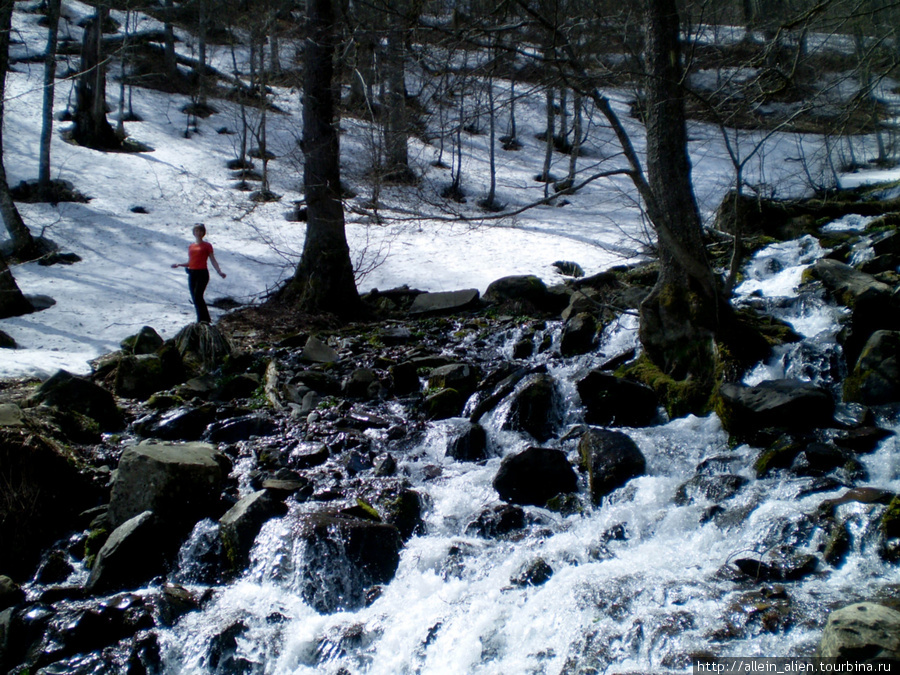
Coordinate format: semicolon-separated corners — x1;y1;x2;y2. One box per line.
38;0;61;194
286;0;361;316
73;7;119;149
0;252;32;318
638;0;725;379
164;0;177;79
0;0;36;255
383;25;412;182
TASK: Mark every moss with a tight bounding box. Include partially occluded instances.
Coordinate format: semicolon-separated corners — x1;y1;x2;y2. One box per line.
545;493;583;515
83;527;109;570
619;355;713;419
355;498;382;522
881;496;900;539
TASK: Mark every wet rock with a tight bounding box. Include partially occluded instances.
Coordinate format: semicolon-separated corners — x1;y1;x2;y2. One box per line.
374;453;397;477
215;373;260;401
823;520;851;567
381;326;414;345
34;550;74;584
510;558;553;587
121;326;164;355
793;442;864;479
409;288;480;315
493;447;578;507
560;312;597;356
512;336;535;359
674;474;748;506
578;429;646;505
844;330;900;406
576;370;659;427
716;379;835;437
484;275;562;313
28;369;123;431
133;404;217;441
832;426;894;454
465;504;526;538
114;354;168;400
446;421;488;462
108;440;230;532
389;361;420;395
0;576;24;611
377;488;425;541
292;511;404;613
428;363;479;400
732;553;818;582
174;323;232;373
219;490;288;572
817;603;900;661
721;585;793;637
207;413;278;443
425;388;463;420
501;373;561;442
86;512;167;594
207;620;253;674
343;368;381;399
290;442;330;469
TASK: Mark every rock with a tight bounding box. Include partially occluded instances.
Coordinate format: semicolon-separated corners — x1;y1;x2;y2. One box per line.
493;447;578;506
792;442;863;479
28;369;123;431
302;335;339;363
578;429;646;505
343;368;380;398
207;413;278;443
446;421;488;462
133;404;217;441
409;289;480;315
0;329;16;349
108;440;230;532
0;404;24;427
817;603;900;661
219;490;287;572
465;504;526;538
381;326;414;345
428;363;479;400
716;379;835;437
811;258;893;309
0;576;24;611
576;371;659;427
844;330;900;405
501;373;561;442
121;326;164;355
510;558;553;587
215;373;260;401
425;388;463;420
85;511;166;594
552;260;584;278
832;426;894;454
733;552;818;582
484;275;560;312
560;312;597;356
675;474;748;506
389;361;420;395
35;550;74;584
290;442;330;469
377;488;424;541
291;511;404;613
114;354;167;400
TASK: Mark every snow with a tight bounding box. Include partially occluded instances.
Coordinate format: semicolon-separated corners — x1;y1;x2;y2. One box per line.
2;3;900;379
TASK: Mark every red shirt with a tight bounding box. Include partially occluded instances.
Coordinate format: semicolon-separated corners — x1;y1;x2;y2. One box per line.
188;241;213;270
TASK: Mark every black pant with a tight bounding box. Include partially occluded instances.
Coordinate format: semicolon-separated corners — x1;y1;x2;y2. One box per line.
187;268;211;323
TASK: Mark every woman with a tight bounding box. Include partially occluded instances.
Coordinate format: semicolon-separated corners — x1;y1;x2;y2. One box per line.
172;223;226;324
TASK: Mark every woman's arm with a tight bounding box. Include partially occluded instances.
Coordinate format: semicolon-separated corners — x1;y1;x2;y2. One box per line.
209;252;226;278
171;261;188;268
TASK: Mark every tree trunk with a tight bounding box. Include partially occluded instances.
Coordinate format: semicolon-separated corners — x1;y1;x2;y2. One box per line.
286;0;361;316
0;0;36;256
638;0;724;379
164;0;177;79
38;0;61;195
73;6;119;149
0;252;32;318
383;23;412;182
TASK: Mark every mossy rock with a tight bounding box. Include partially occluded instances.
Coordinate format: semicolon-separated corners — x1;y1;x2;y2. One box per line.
881;496;900;540
618;355;712;419
424;388;462;420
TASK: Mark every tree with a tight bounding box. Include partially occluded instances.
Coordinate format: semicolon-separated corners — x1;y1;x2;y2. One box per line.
72;4;120;149
283;0;361;315
38;0;62;198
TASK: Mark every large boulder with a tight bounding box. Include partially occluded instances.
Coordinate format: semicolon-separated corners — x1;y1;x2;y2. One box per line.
578;429;646;505
428;363;479;400
291;511;403;613
716;379;835;436
28;370;123;431
409;289;480;315
501;373;561;442
445;421;488;462
121;326;164;355
817;603;900;661
493;447;578;506
844;330;900;406
576;371;659;427
85;511;166;594
483;275;565;313
174;323;232;373
108;440;230;532
113;354;168;400
559;312;598;356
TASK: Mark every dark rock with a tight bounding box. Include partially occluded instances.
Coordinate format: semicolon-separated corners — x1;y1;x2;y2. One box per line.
560;312;597;356
207;414;278;443
484;275;563;312
34;550;74;585
174;323;233;373
215;373;260;401
717;379;835;437
291;511;404;613
493;447;578;507
108;440;230;532
817;603;900;661
512;337;535;359
674;474;748;506
578;428;646;505
86;512;166;594
844;330;900;406
425;388;464;420
121;326;164;355
792;442;862;479
28;369;123;431
733;553;818;582
0;576;24;611
446;421;488;462
389;361;420;395
374;453;397;477
409;289;480;315
552;260;584;278
207;620;253;674
133;404;217;441
114;354;167;400
832;427;894;455
381;326;414;345
290;442;330;469
510;558;553;587
0;330;16;349
219;490;288;572
428;363;479;400
501;373;561;442
465;504;526;538
377;488;424;541
343;368;380;398
576;370;659;427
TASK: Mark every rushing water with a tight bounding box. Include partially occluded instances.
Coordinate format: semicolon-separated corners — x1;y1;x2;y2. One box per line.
157;231;900;674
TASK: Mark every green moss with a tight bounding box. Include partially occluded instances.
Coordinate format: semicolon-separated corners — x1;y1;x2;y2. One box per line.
355;498;382;522
618;355;713;419
881;496;900;539
83;527;109;570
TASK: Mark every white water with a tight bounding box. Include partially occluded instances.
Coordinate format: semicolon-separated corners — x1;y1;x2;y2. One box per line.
158;233;900;674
